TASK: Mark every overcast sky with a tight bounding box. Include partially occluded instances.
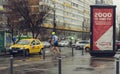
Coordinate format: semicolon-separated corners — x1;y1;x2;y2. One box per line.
113;0;120;15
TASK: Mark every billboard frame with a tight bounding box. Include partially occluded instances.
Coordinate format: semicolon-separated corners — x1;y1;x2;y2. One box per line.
90;5;116;57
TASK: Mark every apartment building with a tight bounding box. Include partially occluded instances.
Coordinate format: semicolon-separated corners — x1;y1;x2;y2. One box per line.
0;0;7;30
0;0;113;40
40;0;95;40
96;0;113;5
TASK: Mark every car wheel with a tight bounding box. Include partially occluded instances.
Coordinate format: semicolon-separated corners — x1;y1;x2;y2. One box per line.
24;50;29;56
85;47;90;52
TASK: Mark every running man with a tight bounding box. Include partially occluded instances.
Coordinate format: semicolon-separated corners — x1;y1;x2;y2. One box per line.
50;32;61;57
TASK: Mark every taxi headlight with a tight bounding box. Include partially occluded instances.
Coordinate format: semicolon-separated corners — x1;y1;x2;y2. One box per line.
9;47;12;50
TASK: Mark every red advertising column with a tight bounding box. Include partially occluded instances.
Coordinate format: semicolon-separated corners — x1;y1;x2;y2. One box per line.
90;5;116;57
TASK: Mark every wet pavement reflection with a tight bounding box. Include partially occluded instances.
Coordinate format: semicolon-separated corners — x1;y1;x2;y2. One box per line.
90;57;114;67
0;47;119;74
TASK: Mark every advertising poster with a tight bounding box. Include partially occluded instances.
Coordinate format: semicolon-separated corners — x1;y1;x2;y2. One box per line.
90;5;116;57
90;5;116;52
93;8;114;50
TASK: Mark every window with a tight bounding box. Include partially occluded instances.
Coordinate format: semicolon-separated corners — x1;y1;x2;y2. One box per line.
56;9;63;14
56;3;63;9
71;2;78;8
36;40;40;45
31;40;35;45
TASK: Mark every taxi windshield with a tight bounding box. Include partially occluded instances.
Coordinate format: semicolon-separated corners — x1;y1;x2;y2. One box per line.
16;40;30;45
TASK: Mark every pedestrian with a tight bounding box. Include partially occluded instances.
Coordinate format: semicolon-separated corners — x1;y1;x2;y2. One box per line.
50;32;61;57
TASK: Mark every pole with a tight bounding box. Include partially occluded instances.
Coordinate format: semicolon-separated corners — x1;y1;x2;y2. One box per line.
58;57;62;74
116;57;119;74
22;50;26;61
81;48;84;56
10;55;13;74
43;49;45;60
72;47;74;56
53;0;56;32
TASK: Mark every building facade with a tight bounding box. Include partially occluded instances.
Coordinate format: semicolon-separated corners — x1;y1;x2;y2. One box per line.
0;0;7;30
0;0;113;40
40;0;96;40
96;0;113;5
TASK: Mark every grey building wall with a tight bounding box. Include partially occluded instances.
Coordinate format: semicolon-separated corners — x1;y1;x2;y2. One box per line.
0;0;7;5
0;0;7;30
96;0;113;5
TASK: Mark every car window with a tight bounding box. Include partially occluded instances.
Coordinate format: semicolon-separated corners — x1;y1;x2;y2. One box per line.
31;40;35;45
17;40;30;45
36;40;40;45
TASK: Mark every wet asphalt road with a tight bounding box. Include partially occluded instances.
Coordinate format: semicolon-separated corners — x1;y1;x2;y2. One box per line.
0;47;119;74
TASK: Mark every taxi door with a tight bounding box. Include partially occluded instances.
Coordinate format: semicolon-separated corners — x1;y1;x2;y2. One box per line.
30;40;38;53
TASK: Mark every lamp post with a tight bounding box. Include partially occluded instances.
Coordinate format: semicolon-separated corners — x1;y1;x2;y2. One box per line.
53;0;56;32
82;1;85;40
82;20;84;40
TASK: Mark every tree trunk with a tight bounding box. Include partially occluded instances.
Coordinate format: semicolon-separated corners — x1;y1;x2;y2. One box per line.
11;29;15;44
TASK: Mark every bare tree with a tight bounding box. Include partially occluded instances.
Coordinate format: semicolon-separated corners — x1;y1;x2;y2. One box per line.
6;0;52;38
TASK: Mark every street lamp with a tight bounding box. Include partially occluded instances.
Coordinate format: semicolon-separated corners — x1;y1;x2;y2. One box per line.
82;19;85;40
82;1;85;40
53;0;56;32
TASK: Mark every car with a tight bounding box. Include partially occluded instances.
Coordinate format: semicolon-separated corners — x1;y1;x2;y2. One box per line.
74;40;89;50
42;41;50;48
58;40;69;47
84;44;90;52
9;39;44;56
116;41;120;50
84;41;118;52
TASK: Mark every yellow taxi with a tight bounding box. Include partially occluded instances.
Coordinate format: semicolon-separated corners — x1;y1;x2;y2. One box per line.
84;44;90;52
9;39;44;56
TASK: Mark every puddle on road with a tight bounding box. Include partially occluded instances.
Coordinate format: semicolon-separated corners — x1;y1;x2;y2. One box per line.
89;57;114;67
13;54;43;62
74;67;95;71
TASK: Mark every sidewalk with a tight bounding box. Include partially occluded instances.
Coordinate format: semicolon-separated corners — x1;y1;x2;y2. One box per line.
49;53;117;74
11;53;91;74
0;47;74;74
49;53;92;74
0;48;116;74
0;49;89;74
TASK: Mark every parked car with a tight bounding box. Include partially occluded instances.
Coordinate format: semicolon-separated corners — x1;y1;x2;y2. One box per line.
84;41;119;52
74;40;89;50
58;40;69;47
84;44;90;52
42;41;50;48
116;40;120;51
9;39;44;56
